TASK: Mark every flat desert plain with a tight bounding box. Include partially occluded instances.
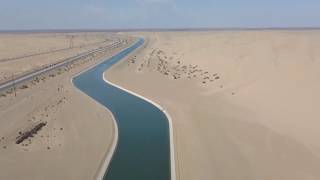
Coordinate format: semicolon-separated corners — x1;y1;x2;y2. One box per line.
0;32;134;180
106;30;320;180
0;32;123;83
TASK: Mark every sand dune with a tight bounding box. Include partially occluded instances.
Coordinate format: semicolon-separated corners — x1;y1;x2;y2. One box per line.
106;30;320;180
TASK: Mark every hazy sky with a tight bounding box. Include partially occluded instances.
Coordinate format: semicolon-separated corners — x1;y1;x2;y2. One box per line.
0;0;319;29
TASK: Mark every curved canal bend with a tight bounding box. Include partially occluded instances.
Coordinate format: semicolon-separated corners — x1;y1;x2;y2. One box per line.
73;38;171;180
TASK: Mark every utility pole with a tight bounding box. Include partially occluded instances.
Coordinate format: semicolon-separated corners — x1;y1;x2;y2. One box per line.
69;35;74;49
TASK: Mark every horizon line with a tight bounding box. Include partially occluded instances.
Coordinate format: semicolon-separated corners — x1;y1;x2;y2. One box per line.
1;26;320;33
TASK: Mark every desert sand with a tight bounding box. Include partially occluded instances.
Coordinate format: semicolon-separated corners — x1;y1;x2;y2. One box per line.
0;32;134;180
0;32;126;83
106;30;320;180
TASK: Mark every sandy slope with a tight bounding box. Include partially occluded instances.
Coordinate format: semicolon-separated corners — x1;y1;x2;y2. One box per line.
0;33;134;180
106;31;320;180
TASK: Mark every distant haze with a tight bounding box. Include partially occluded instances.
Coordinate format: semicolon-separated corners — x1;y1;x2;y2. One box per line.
1;0;320;30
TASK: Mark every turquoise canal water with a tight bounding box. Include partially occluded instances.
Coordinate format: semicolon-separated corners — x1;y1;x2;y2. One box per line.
73;39;171;180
